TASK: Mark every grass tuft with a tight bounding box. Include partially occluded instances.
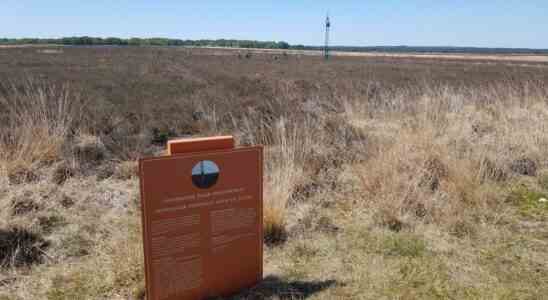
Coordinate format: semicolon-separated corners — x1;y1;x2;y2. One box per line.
507;184;548;218
382;233;427;258
0;79;83;176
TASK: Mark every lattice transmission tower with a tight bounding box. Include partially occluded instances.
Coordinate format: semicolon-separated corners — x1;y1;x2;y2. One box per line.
324;13;331;60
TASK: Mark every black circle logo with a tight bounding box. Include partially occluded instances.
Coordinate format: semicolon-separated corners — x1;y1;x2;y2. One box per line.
191;160;219;189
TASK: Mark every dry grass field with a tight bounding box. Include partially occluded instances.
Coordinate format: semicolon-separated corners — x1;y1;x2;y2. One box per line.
0;46;547;299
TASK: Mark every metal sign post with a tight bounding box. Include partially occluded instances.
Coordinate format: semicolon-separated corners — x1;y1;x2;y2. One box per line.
139;136;263;300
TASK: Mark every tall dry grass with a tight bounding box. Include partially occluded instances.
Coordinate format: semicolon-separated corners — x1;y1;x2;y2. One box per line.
349;81;548;232
261;118;311;243
219;79;548;244
1;74;548;299
0;79;84;182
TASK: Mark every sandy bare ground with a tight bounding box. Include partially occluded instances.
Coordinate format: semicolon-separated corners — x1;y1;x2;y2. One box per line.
333;51;548;63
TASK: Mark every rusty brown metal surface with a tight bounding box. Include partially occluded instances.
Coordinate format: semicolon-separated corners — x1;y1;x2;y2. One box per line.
139;142;263;300
167;136;235;155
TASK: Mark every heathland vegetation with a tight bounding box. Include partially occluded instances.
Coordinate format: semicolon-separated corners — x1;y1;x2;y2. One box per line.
0;47;547;299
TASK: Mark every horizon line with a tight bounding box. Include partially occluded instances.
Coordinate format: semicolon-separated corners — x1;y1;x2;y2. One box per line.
2;36;548;51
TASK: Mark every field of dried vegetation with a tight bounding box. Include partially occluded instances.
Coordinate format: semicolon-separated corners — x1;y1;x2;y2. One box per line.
0;47;548;299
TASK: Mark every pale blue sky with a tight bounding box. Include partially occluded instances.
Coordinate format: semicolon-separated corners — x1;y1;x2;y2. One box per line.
3;1;547;48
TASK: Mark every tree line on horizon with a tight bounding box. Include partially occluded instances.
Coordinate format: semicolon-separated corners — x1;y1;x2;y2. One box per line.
1;37;547;54
0;37;294;49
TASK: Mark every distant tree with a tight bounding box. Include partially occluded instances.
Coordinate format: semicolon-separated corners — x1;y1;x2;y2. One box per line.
168;39;184;46
104;37;123;45
277;41;290;49
78;36;94;45
0;36;302;50
148;38;169;46
128;38;142;46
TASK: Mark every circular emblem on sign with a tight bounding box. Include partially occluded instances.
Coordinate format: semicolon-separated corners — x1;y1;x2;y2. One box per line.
191;160;219;189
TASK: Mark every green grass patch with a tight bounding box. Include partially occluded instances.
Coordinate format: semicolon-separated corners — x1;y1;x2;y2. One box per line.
46;272;112;300
478;237;548;299
382;233;427;258
507;185;548;218
384;257;480;299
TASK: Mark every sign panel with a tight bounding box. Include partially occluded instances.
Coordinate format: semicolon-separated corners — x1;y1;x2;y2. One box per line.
139;139;263;300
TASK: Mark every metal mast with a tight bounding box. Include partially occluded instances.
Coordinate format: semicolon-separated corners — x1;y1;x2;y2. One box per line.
324;13;331;60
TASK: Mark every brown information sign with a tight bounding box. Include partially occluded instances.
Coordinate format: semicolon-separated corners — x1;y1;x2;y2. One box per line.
139;137;263;300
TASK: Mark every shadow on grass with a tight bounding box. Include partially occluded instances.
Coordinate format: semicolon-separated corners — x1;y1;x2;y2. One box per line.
0;227;49;268
228;275;339;299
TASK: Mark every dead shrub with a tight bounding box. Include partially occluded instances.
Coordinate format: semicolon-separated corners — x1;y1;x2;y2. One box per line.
290;181;320;202
306;148;341;176
448;217;477;238
324;115;368;148
304;150;349;196
96;164;115;181
414;203;428;219
0;227;49;268
375;207;405;232
509;157;538;176
478;157;507;183
471;121;494;137
113;161;138;180
315;215;340;234
100;123;154;161
6;164;38;185
419;156;448;192
360;169;384;197
51;163;74;185
38;214;66;234
10;193;40;216
73;134;106;167
57;194;75;208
